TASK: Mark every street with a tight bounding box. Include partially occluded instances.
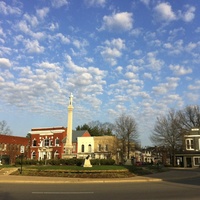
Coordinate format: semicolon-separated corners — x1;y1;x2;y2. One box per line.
0;178;200;200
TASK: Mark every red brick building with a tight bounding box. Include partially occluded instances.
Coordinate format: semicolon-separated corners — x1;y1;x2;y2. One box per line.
0;134;29;164
29;127;66;160
29;127;91;160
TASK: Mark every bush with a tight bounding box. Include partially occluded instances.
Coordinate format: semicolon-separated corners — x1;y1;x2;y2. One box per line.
15;158;115;166
90;159;115;165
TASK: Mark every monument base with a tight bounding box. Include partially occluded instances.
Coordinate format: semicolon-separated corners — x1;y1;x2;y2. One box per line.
83;156;92;168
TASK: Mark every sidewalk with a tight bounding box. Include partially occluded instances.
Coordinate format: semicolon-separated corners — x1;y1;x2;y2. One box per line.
0;168;200;184
0;174;162;184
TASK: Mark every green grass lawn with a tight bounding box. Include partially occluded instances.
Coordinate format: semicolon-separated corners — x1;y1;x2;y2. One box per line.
19;165;127;171
1;164;167;177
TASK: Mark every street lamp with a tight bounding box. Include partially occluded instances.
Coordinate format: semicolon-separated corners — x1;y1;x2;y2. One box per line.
20;146;24;174
0;147;5;165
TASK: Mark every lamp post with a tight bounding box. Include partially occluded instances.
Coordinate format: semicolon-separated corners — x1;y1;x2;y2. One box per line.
20;146;24;174
0;147;5;165
0;148;2;165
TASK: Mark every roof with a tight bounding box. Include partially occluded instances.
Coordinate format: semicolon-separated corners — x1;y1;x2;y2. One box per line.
0;134;29;145
62;130;91;143
31;126;66;131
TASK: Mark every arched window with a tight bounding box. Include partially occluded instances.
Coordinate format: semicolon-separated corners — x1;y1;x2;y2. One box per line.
44;139;49;146
81;144;85;153
32;152;36;159
33;139;37;146
88;144;92;153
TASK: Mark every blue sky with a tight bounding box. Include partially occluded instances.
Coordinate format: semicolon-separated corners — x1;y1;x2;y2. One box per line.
0;0;199;146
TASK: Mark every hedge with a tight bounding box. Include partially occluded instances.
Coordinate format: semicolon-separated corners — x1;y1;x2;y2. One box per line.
15;158;115;166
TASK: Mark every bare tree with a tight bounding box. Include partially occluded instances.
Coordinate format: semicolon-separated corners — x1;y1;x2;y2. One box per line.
177;105;200;131
0;120;12;135
114;113;138;160
150;109;182;166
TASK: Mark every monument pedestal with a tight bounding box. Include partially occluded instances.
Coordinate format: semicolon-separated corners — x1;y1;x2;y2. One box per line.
83;156;92;168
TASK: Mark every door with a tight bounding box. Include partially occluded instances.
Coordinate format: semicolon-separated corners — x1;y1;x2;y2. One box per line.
186;157;192;167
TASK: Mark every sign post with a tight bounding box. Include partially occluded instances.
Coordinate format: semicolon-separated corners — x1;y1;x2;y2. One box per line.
20;146;24;174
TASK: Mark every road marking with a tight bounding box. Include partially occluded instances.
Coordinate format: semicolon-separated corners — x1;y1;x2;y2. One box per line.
32;191;94;195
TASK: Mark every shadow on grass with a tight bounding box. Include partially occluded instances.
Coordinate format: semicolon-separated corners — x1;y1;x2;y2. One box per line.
123;165;168;176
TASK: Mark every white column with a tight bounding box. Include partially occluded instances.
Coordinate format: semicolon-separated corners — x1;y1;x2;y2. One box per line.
65;93;74;155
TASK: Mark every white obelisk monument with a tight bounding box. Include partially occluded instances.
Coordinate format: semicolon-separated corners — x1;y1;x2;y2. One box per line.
65;93;74;157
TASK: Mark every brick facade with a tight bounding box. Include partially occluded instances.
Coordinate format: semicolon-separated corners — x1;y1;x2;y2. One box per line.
0;134;29;164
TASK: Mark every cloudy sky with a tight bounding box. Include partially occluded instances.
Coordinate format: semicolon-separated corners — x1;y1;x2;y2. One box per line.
0;0;199;146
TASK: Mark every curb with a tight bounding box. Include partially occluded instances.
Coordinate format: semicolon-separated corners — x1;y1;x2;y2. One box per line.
0;176;163;184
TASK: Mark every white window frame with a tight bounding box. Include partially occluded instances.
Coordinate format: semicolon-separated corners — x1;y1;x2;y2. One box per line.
44;138;50;147
193;157;200;166
55;138;60;146
199;138;200;150
186;138;194;150
88;144;92;153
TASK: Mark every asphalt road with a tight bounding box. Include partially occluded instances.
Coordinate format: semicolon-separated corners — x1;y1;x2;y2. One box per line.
0;180;200;200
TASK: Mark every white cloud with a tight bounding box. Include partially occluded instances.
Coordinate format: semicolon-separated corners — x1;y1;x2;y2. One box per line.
49;23;59;31
116;66;123;73
84;57;93;63
37;62;61;70
186;92;199;102
169;64;192;76
36;7;49;19
185;42;198;52
152;77;179;95
188;80;200;90
64;55;106;108
51;0;69;8
84;0;106;7
146;52;164;71
180;5;196;22
24;39;44;53
0;1;21;15
140;0;150;6
143;72;153;79
99;12;133;32
125;72;137;79
56;33;70;44
154;2;176;22
0;58;11;68
24;13;39;27
100;38;125;66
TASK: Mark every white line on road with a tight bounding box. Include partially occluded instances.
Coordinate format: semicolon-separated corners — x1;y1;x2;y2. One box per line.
32;191;94;195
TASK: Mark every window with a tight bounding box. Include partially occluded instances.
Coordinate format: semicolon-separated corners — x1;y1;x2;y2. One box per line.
105;144;108;151
32;152;36;159
98;144;101;152
73;144;76;152
54;151;59;159
44;139;50;146
186;139;194;150
194;157;200;166
199;139;200;150
81;144;85;152
33;140;37;146
88;144;92;153
55;138;59;146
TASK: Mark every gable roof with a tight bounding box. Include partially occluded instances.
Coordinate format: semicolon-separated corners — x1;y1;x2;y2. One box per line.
62;130;91;143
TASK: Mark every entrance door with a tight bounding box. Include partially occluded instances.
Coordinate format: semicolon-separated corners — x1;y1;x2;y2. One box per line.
186;157;192;167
